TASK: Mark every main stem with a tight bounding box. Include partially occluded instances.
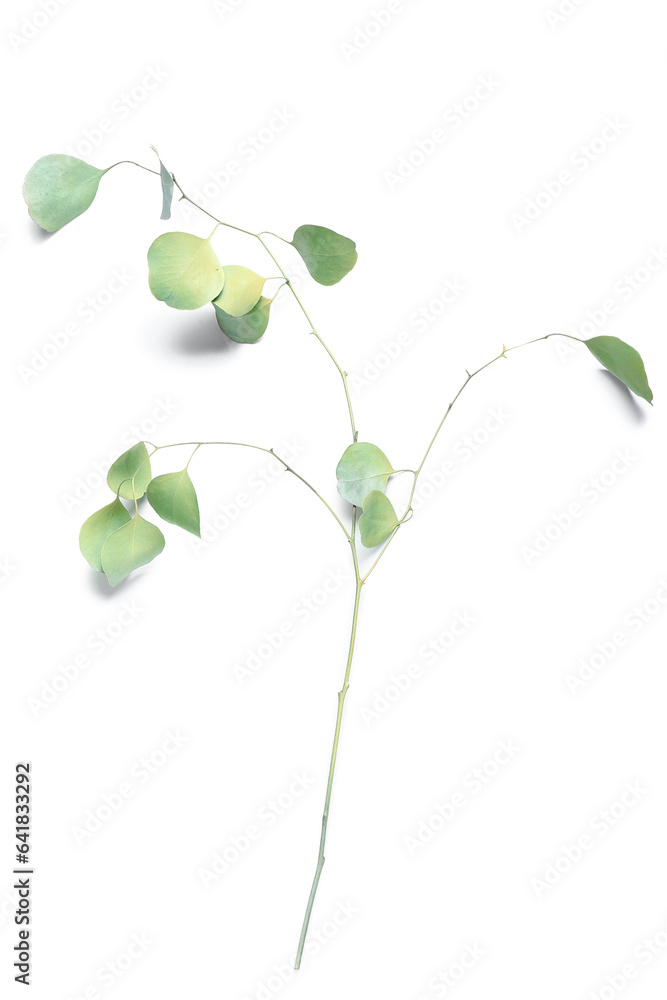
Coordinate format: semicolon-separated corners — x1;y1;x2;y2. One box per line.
161;168;363;960
294;565;363;969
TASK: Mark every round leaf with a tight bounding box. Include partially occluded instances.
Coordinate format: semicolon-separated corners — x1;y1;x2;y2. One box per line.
213;295;272;344
291;225;357;285
212;266;265;317
79;498;131;572
23;154;108;232
147;470;200;536
101;515;165;587
107;442;152;500
584;336;653;404
336;442;394;506
147;232;224;309
359;490;400;548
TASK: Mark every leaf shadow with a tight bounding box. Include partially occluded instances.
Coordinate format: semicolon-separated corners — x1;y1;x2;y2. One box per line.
29;222;55;242
598;370;646;423
86;568;141;598
168;313;242;356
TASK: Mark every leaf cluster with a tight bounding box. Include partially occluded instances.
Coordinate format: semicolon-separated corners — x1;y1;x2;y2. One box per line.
23;152;358;344
79;442;200;586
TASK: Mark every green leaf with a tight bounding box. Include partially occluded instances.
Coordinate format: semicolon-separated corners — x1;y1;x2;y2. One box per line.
291;224;357;285
584;336;653;404
213;295;272;344
212;266;266;317
359;490;400;547
79;498;132;572
22;154;108;232
147;470;200;536
336;442;394;505
107;442;152;500
147;232;224;309
150;144;174;220
100;515;165;587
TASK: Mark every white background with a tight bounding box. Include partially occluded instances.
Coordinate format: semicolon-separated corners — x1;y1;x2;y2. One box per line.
2;1;667;998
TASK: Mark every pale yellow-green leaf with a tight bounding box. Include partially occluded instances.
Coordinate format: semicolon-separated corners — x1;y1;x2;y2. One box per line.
212;265;265;317
147;232;224;309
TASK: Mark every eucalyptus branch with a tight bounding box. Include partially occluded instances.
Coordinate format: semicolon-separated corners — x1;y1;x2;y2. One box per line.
151;438;351;540
111;159;161;177
409;334;580;505
22;147;654;972
107;158;360;440
257;234;359;443
172;178;258;238
170;173;359;443
363;333;590;576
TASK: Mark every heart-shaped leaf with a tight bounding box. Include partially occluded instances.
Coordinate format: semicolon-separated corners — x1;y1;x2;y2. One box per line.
79;498;132;572
359;490;400;547
101;515;165;587
336;442;394;506
107;442;152;500
147;232;224;309
212;266;265;317
23;154;108;232
291;225;357;285
150;144;174;220
147;470;200;536
584;336;653;403
213;295;272;344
